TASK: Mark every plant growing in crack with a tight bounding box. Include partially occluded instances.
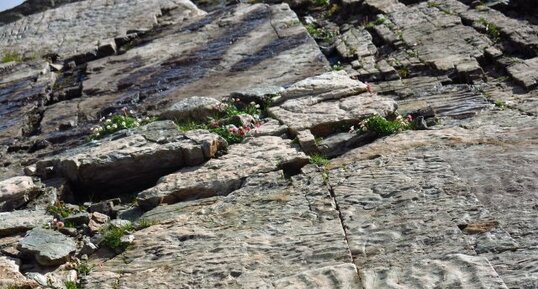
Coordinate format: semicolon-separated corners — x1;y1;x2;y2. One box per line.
349;114;417;136
101;224;135;252
89;108;155;140
176;97;265;144
476;17;501;42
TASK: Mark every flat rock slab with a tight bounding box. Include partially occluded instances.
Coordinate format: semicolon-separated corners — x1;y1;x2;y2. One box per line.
328;110;537;289
137;136;309;209
86;170;353;288
18;228;77;266
360;254;507;289
0;176;41;211
273;263;362;289
0;0;205;58
80;3;328;112
0;209;52;237
507;57;538;90
35;121;225;194
269;71;396;136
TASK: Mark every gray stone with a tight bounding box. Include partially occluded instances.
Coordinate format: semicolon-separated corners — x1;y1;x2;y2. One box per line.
86;171;353;288
64;213;90;227
137;136;310;209
273;263;361;289
269;72;396;136
18;228;77;266
0;176;42;211
160;96;225;122
0;209;53;237
35;121;226;194
506;57;538;90
230;86;284;104
0;0;205;59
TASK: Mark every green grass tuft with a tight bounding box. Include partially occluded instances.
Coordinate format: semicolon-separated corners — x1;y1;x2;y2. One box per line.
310;154;330;167
1;50;22;63
101;224;134;251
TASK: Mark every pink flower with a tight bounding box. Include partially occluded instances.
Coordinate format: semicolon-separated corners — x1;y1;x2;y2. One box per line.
406;114;413;122
365;82;374;93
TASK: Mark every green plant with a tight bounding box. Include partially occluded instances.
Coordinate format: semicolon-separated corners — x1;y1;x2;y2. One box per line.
209;126;244;144
64;281;80;289
361;115;413;136
176;120;208;131
310;154;329;167
331;61;343;71
476;17;501;42
366;17;386;28
136;219;158;230
324;4;341;18
427;1;440;8
1;50;22;63
398;67;409;78
101;224;134;251
77;262;94;276
305;24;337;42
47;201;76;218
90;110;154;140
494;99;506;109
311;0;329;7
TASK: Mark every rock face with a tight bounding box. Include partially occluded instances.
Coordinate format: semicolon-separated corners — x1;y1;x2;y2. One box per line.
35;121;226;195
137;136;309;209
18;228;77;266
86;170;355;288
0;0;205;58
269;71;396;136
0;0;537;288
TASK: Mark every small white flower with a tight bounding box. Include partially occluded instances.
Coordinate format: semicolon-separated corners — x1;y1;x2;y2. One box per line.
255;104;260;108
99;117;105;122
112;124;118;129
129;110;135;114
121;122;126;127
105;119;112;123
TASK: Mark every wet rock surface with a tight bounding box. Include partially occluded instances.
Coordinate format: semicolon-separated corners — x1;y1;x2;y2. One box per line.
0;0;537;288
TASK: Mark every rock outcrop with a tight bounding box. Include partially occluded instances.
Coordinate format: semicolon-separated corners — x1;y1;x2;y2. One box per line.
0;0;536;288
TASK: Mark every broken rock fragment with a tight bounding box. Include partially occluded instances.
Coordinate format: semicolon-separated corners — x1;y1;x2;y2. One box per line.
18;228;77;266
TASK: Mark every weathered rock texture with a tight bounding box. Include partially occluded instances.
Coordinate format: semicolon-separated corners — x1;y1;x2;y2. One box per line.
0;0;536;288
137;136;309;209
18;228;77;266
35;121;225;195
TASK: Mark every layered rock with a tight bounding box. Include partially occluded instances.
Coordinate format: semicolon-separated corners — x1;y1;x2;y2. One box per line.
137;136;309;209
35;121;225;195
86;170;354;288
269;71;397;136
